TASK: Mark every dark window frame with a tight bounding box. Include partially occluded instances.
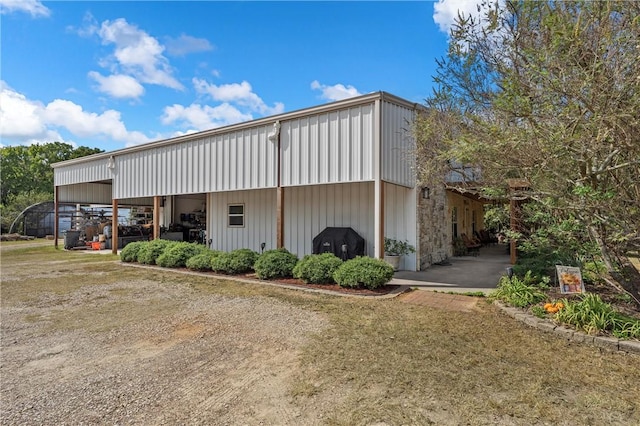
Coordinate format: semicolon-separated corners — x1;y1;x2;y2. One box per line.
228;204;245;228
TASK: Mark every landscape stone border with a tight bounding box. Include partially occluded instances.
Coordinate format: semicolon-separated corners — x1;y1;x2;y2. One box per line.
494;300;640;356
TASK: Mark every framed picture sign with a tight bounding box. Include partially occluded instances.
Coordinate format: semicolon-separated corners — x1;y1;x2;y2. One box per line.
556;265;585;294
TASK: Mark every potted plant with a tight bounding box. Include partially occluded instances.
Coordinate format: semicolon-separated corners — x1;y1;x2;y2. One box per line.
384;237;415;271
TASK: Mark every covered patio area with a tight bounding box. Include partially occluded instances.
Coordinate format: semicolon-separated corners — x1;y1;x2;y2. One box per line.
390;244;510;293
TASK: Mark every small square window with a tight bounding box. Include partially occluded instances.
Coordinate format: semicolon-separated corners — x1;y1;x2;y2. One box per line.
228;204;244;227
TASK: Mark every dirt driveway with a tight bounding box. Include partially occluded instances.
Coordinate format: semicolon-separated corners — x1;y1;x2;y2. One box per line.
2;243;640;425
1;249;328;425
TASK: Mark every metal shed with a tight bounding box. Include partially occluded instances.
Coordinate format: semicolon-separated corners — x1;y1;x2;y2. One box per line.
52;92;426;270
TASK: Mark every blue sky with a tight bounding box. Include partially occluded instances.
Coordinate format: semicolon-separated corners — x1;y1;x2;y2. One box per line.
1;0;477;152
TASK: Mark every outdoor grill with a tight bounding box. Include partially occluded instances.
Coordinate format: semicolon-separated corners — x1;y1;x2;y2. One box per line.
312;227;365;260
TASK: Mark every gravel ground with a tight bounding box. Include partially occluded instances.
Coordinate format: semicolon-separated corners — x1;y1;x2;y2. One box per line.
1;273;329;425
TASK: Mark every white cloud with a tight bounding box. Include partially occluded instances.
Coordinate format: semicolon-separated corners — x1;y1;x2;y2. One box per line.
0;0;50;17
193;79;284;115
161;103;253;131
310;80;361;101
91;18;183;90
433;0;483;34
0;82;150;146
43;99;150;145
0;82;47;138
88;72;145;99
165;34;214;57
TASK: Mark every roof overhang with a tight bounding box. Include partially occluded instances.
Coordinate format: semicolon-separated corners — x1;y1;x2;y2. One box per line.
52;91;421;169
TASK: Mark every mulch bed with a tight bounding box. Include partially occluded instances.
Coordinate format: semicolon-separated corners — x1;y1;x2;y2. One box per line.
166;267;399;296
255;276;398;296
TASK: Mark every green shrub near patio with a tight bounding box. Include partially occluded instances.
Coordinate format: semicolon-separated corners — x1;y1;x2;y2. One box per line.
333;256;394;289
293;253;343;284
254;248;299;280
120;240;148;263
555;293;640;339
186;250;222;271
138;239;176;265
156;242;209;268
211;248;258;274
490;271;547;308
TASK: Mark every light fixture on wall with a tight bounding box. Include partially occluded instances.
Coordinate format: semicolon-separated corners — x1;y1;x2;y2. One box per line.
107;155;116;170
421;187;430;200
267;120;280;143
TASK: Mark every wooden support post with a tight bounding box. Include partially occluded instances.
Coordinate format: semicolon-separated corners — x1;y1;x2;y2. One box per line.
153;196;161;240
112;199;119;254
54;186;59;249
376;181;385;258
510;198;517;265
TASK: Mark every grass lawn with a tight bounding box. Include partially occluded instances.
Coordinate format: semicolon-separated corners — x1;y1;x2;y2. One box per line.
2;243;639;425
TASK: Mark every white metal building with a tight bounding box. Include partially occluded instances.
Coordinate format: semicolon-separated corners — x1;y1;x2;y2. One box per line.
52;92;427;270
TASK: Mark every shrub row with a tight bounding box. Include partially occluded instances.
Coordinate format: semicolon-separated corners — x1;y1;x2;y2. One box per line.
120;241;395;289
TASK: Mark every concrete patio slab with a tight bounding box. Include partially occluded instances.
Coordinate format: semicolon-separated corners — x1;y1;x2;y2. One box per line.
390;244;511;294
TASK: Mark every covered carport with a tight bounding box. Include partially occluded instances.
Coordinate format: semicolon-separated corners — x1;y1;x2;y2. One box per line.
53;178;155;253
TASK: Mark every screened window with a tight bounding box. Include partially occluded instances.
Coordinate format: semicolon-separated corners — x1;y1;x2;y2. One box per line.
472;210;477;234
451;207;458;238
228;204;245;227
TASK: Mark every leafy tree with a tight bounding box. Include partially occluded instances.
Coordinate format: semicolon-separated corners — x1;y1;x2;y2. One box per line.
0;142;102;205
0;142;102;233
415;1;640;275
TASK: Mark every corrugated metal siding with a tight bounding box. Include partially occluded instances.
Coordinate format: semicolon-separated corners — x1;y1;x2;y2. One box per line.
207;189;276;253
284;182;374;258
57;183;153;206
54;158;111;186
81;126;278;200
381;101;416;187
57;183;113;204
281;104;375;187
384;182;417;271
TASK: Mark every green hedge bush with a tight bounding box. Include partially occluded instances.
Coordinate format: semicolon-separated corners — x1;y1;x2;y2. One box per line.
120;240;147;262
137;239;176;265
156;242;209;268
254;248;299;280
211;248;258;274
490;271;547;308
332;256;394;289
186;250;222;271
293;253;343;284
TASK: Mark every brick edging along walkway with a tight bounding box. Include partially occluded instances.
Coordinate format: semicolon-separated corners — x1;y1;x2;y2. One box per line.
494;300;640;356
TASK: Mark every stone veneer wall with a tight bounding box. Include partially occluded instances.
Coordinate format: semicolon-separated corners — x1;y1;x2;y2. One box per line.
417;185;451;269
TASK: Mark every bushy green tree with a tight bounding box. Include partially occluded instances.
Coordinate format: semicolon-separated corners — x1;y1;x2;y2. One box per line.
0;142;103;233
0;143;102;205
415;1;640;296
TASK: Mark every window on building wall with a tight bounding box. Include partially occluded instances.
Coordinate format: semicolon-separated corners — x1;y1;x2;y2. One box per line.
228;204;244;227
451;207;458;238
472;210;477;234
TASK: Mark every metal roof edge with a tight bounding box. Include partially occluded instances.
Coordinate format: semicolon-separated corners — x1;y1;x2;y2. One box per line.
52;91;421;168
